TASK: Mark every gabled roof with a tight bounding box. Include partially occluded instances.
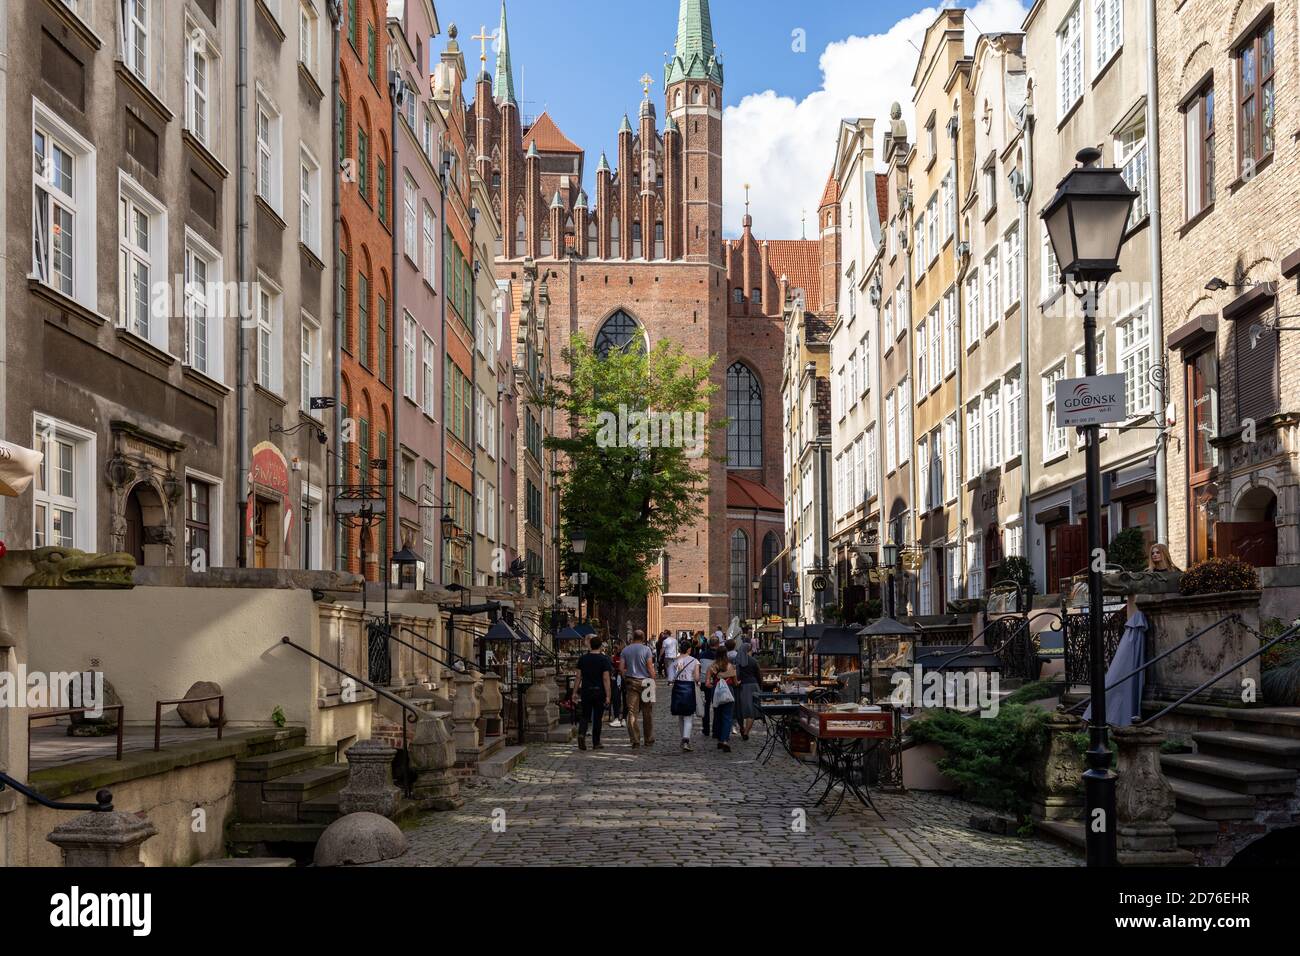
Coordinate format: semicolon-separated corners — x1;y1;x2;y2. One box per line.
523;111;582;154
727;474;782;512
767;239;823;314
819;172;838;209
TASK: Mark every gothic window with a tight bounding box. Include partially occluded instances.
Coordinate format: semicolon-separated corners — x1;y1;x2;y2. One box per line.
654;220;665;258
730;529;750;620
587;218;597;252
594;310;643;358
727;362;763;469
631;221;642;258
733;288;743;305
610;215;621;257
515;213;525;243
761;531;780;612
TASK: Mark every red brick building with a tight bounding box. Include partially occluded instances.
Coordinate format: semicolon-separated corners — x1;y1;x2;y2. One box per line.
468;0;807;629
337;0;395;579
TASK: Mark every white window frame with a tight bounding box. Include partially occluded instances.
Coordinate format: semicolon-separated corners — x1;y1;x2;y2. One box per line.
298;0;318;74
255;91;283;211
984;383;1002;472
1094;0;1123;73
966;398;983;481
983;248;1000;332
915;318;928;396
927;308;942;392
422;202;437;284
943;414;959;503
885;389;897;475
897;376;912;463
421;331;435;416
185;27;211;146
965;272;981;345
32;415;96;551
403;173;418;262
32;101;97;307
918;435;931;512
1003;222;1021;311
1004;367;1023;460
299;144;321;252
403;311;418;401
119;0;151;86
1057;3;1084;120
1117;304;1154;419
1043;361;1068;461
301;310;321;414
183;228;224;382
185;468;225;570
864;423;878;500
256;274;284;393
943;288;957;377
117;172;169;352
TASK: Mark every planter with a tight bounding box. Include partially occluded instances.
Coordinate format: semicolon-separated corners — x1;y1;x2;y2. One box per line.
1137;589;1262;706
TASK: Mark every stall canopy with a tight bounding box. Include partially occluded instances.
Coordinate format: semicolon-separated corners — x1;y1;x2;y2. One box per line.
812;628;863;656
556;627;584;642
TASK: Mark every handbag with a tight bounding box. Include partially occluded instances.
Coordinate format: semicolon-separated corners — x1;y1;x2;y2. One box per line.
669;657;698;716
712;677;734;707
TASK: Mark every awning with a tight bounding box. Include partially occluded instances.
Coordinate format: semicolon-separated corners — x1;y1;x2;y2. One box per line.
813;628;862;656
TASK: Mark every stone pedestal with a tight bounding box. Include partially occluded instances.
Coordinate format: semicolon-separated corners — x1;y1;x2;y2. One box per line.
408;713;463;811
1031;711;1085;821
1138;590;1262;706
451;672;483;761
47;810;157;867
524;680;560;743
481;673;504;738
338;738;401;818
1113;725;1195;865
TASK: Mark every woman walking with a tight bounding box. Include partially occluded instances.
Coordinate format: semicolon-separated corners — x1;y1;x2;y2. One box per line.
706;650;738;752
733;640;762;741
668;638;701;751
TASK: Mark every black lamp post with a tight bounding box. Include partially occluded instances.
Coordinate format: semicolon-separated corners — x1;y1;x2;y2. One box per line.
389;545;426;591
570;529;587;625
1041;147;1138;868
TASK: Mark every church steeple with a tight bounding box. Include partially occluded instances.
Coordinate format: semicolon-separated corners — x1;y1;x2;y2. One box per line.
493;1;516;106
665;0;724;87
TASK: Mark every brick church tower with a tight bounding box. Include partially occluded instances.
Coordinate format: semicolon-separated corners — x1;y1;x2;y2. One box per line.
470;0;797;633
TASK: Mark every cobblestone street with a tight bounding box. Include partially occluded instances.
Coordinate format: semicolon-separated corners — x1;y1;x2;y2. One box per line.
380;687;1079;867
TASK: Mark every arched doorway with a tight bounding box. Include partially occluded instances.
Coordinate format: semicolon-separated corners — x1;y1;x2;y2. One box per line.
1220;486;1278;568
123;482;168;566
124;489;144;565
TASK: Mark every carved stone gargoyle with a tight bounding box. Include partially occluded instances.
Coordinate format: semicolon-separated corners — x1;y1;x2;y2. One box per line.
1;547;137;590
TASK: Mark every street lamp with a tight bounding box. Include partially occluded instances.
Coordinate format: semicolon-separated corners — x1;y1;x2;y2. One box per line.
881;542;900;619
1041;146;1138;869
389;544;426;591
570;529;587;625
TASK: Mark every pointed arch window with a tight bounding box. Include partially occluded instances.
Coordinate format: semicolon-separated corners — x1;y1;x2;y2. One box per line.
730;529;750;620
610;215;621;257
762;531;781;612
727;362;763;469
594;310;643;358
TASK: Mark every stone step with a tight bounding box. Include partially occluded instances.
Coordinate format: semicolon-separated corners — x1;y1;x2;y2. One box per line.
298;792;342;825
1033;819;1085;853
1035;818;1199;862
193;857;297;867
1193;730;1300;769
235;746;337;783
262;764;349;804
227;821;328;846
1170;812;1219;847
477;744;526;779
242;727;308;757
1161;752;1297;795
1168;777;1257;820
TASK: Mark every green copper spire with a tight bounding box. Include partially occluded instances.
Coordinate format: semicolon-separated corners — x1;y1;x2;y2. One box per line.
493;1;516;106
665;0;723;87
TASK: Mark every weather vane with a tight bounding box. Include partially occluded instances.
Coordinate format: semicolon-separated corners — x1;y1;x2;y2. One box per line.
471;25;496;66
744;183;751;216
640;72;654;97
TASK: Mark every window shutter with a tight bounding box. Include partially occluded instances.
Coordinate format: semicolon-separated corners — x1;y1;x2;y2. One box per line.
1235;317;1279;424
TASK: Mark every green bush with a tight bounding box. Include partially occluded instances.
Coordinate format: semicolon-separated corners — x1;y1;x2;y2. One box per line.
1178;556;1259;595
1107;527;1148;572
1004;680;1065;705
909;704;1051;818
993;556;1034;595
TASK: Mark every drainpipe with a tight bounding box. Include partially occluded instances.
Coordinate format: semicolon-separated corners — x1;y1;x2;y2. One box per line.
469;206;479;588
388;64;402;570
948;115;965;600
1015;96;1036;586
902;183;917;614
329;1;342;569
235;0;250;567
438;157;448;584
1146;0;1169;545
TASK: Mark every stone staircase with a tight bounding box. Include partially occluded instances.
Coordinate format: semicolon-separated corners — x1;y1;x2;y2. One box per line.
1037;704;1300;864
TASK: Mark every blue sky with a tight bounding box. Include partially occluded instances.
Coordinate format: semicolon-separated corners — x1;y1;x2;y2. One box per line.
431;0;1030;238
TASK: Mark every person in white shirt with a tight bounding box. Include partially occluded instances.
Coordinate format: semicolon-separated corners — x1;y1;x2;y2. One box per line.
667;639;701;751
661;632;679;664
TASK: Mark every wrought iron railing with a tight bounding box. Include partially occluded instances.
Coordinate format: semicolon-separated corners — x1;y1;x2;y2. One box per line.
154;694;224;751
279;636;417;795
0;772;113;813
366;618;393;686
1063;609;1127;687
29;705;125;764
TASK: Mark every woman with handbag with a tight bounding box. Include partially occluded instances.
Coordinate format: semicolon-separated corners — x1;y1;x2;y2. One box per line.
706;652;738;752
667;638;701;752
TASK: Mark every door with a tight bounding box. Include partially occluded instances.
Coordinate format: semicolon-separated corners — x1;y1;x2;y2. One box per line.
253;499;269;569
124;489;144;565
1215;521;1277;568
1049;523;1087;595
1187;348;1219;564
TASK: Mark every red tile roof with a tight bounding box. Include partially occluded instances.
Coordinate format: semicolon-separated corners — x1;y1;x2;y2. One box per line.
523;111;582;154
820;171;838;208
875;173;890;223
727;474;783;512
767;239;822;313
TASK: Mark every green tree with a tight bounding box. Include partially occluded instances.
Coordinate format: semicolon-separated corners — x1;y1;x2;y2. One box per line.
545;335;723;638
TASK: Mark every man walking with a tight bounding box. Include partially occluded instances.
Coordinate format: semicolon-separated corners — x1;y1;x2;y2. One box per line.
697;636;717;738
620;629;657;747
574;635;613;750
660;630;679;676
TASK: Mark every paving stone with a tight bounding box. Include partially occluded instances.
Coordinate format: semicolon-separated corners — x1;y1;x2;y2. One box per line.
368;685;1078;868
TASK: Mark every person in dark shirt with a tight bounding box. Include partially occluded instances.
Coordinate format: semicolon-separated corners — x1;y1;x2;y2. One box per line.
573;636;613;750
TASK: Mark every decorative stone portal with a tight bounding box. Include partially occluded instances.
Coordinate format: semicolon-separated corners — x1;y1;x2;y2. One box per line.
107;422;186;566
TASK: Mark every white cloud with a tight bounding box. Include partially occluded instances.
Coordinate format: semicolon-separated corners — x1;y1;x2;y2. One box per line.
722;0;1029;239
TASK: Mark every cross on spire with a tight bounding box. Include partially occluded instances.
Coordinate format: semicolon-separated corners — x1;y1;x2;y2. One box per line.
640;72;654;97
744;183;751;215
471;25;496;67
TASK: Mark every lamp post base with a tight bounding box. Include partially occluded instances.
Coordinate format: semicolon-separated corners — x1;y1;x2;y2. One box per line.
1084;765;1119;867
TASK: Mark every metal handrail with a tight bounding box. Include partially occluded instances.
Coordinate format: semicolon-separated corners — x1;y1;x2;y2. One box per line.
0;772;113;812
920;609;1062;676
279;636;418;796
397;625;481;674
154;694;224;751
29;705;125;763
1066;613;1239;715
1140;619;1300;726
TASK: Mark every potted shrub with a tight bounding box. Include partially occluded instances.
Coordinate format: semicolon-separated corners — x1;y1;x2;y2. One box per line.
1107;527;1147;572
1178;556;1259;596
